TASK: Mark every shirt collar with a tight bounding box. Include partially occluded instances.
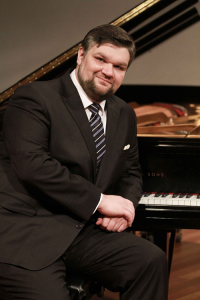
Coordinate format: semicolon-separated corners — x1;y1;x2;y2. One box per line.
70;69;106;112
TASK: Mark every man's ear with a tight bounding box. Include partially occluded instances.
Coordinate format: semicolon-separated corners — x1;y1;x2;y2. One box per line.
76;47;84;66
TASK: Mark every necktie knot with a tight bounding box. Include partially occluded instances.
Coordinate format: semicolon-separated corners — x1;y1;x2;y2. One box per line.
89;103;101;115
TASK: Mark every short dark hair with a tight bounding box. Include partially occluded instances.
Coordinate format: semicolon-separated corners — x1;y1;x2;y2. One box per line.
81;24;136;67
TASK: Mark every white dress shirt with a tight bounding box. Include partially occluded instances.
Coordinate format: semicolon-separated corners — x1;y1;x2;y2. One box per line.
70;69;107;212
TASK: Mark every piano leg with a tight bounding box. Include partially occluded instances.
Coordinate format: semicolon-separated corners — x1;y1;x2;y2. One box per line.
152;229;177;276
168;229;176;274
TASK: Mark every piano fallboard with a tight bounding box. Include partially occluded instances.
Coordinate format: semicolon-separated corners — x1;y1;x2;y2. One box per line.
138;136;200;194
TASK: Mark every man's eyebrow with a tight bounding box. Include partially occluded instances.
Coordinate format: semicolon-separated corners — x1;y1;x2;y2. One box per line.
95;52;128;68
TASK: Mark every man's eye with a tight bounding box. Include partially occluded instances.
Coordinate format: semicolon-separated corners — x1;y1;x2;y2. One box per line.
96;57;103;62
115;65;126;71
114;65;122;70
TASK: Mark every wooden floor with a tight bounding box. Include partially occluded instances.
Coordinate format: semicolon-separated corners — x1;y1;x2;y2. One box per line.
93;229;200;300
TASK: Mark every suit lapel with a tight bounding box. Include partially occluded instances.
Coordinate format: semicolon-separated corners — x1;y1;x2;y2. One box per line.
59;72;97;181
96;97;120;183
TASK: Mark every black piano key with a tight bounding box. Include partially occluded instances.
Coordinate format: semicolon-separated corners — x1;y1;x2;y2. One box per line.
197;194;200;199
172;193;179;198
143;193;151;197
179;194;186;198
155;193;162;197
186;194;193;198
162;193;169;197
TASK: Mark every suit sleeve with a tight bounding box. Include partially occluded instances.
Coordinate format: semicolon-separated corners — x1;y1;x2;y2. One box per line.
3;84;101;221
114;108;143;209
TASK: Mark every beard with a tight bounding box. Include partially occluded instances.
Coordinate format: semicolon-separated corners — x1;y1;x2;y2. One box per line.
77;68;115;103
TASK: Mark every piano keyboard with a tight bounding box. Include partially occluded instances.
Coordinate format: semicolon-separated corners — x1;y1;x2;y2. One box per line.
140;193;200;206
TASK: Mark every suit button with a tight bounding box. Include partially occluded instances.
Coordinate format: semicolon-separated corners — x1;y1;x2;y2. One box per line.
76;224;83;229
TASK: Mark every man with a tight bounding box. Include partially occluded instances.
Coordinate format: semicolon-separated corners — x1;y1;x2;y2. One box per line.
0;24;168;299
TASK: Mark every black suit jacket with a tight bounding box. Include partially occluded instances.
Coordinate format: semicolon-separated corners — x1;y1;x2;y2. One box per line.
0;71;142;270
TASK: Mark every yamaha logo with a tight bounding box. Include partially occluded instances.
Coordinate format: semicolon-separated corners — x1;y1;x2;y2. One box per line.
148;172;164;177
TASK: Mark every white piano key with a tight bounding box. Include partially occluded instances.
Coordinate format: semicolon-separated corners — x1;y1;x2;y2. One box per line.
139;193;199;207
191;200;197;206
189;195;197;200
154;198;161;204
185;199;191;206
148;197;155;204
164;194;173;205
167;199;173;205
145;194;155;204
139;197;149;204
160;198;168;205
179;200;185;205
165;194;173;199
149;194;155;198
172;199;179;205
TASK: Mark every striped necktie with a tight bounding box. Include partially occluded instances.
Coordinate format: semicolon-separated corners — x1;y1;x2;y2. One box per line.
89;103;106;171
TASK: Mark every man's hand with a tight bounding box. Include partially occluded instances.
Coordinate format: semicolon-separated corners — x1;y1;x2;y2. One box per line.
96;216;129;232
97;194;135;227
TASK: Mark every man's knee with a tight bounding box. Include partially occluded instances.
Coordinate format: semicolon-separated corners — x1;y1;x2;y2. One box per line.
143;243;168;276
126;236;168;275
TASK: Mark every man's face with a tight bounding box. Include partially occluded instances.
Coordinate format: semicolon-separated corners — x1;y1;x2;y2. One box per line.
75;43;130;102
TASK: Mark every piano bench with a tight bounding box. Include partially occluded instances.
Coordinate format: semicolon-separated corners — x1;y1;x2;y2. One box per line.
66;274;105;300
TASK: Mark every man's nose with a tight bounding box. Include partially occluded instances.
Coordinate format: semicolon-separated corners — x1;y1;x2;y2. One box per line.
102;63;113;77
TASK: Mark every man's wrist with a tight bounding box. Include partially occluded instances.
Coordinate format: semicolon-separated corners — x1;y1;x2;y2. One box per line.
93;193;103;214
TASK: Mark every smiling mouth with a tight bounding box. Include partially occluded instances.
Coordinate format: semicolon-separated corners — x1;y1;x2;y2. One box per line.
96;76;112;85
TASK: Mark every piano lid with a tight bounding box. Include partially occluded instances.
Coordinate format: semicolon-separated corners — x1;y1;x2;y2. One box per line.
0;0;199;105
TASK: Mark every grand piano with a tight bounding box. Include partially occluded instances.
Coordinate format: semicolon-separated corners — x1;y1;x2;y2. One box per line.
1;0;200;272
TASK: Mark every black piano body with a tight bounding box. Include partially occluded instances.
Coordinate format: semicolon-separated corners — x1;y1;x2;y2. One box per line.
136;135;200;229
115;83;200;269
116;84;200;230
